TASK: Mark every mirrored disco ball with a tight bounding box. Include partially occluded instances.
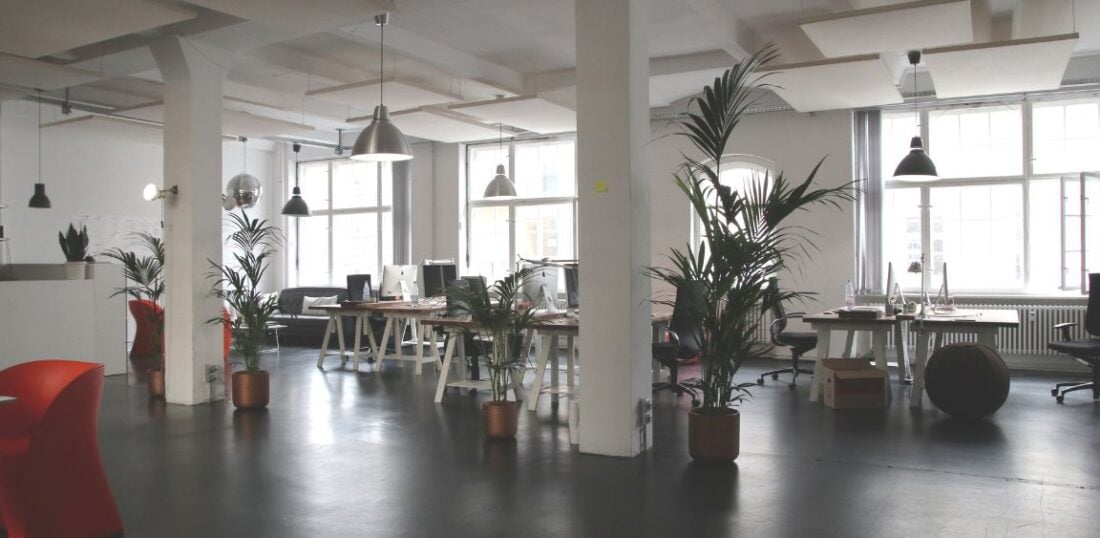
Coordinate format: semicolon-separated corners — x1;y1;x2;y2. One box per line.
225;173;262;209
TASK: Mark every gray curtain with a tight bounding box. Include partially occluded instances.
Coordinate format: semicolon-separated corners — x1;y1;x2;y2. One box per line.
391;161;412;265
853;110;883;293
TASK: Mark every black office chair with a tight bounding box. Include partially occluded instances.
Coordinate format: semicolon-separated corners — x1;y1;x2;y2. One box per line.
758;279;817;390
652;281;705;403
1048;272;1100;404
346;274;387;355
346;274;372;301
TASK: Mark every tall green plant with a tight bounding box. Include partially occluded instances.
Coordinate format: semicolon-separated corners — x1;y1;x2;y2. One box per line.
446;269;537;403
103;233;166;365
58;224;89;262
206;210;282;372
647;45;854;409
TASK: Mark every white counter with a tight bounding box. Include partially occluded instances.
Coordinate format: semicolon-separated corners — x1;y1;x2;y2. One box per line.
0;264;127;375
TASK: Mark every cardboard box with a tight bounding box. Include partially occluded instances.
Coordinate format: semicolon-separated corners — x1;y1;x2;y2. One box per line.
821;359;888;410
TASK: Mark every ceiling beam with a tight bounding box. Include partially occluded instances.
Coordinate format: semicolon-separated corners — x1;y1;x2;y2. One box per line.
335;22;525;94
681;0;757;60
530;49;736;93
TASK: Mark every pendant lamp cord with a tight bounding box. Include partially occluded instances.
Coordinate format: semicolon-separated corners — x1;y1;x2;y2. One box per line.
37;89;42;181
293;144;300;187
379;18;385;106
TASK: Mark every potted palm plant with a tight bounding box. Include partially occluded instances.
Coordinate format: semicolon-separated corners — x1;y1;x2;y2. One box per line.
446;269;537;439
647;45;852;463
58;224;89;279
207;210;281;410
103;233;166;397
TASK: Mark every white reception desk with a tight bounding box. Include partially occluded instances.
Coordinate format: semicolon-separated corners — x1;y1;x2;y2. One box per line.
0;264;127;375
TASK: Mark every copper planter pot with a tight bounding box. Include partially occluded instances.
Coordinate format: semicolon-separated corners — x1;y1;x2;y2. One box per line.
483;401;519;439
688;408;740;463
147;370;165;398
232;370;270;410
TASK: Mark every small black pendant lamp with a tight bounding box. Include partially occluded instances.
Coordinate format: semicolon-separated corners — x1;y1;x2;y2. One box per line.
893;50;939;182
28;90;51;208
281;143;311;216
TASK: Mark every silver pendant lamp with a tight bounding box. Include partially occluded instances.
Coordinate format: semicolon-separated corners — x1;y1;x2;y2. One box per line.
28;90;51;208
893;50;939;182
281;143;311;216
483;124;516;198
351;13;413;162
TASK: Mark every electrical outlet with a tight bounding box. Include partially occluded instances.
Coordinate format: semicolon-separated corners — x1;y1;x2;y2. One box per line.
204;364;219;383
639;398;653;426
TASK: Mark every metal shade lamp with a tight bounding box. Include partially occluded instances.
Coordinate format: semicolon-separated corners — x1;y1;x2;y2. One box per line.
28;90;51;208
281;143;311;217
350;13;412;162
483;124;516;198
893;51;938;182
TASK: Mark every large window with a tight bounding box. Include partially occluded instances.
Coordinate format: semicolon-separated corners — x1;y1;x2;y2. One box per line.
466;138;577;282
879;97;1099;294
287;159;393;287
690;155;775;248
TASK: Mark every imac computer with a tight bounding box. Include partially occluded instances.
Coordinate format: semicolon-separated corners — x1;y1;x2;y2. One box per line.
422;263;458;297
563;263;579;312
521;264;560;310
380;264;418;300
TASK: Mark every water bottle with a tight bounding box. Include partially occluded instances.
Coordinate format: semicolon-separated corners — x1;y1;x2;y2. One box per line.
362;282;372;302
844;280;855;309
410;283;420;305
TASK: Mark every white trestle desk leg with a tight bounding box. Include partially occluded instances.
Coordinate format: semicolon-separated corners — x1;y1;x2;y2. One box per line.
549;334;561;405
428;326;440;371
871;328;891;404
377;318;393;371
412;319;424;376
334;314;346;365
529;334;554;411
911;328;929;408
434;333;458;403
316;314;332;369
809;328;831;402
352;315;364;373
894;321;911;384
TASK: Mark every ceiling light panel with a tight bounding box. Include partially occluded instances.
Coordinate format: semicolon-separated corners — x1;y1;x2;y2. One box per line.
761;55;903;112
924;34;1078;98
449;95;576;134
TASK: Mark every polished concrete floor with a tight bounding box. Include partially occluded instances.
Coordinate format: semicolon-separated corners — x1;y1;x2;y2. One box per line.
98;348;1100;537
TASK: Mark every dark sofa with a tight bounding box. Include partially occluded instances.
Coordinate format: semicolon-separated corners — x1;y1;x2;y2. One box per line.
271;287;355;347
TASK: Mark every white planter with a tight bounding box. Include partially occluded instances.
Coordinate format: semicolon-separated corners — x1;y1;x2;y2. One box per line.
64;261;87;280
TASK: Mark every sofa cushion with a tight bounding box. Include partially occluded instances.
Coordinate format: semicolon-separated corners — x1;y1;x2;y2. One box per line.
302;295;338;315
277;287;348;315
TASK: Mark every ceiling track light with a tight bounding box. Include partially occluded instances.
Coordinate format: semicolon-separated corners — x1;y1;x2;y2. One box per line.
281;143;311;217
893;50;939;182
350;12;413;162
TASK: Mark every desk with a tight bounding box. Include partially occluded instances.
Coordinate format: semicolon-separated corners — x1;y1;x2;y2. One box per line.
419;315;523;403
803;312;900;403
904;309;1019;408
315;301;446;374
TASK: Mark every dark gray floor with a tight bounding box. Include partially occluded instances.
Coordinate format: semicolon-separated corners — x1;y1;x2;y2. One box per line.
98;348;1100;537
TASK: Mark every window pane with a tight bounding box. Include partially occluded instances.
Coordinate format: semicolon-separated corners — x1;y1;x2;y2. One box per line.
515;203;574;261
883;188;923;290
514;140;576;198
469;146;506;202
469;206;511;282
298;162;330;211
928;106;1022;178
1028;178;1063;292
881;111;920;180
1032;100;1100;175
296;216;331;286
381;210;393;267
332;161;377;209
930;184;1024;290
380;163;393;206
331;213;379;286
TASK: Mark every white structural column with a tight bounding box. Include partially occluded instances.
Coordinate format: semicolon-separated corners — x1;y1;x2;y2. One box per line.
151;37;227;405
576;0;652;457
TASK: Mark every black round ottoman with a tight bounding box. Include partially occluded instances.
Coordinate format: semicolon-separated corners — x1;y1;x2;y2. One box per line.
925;343;1010;419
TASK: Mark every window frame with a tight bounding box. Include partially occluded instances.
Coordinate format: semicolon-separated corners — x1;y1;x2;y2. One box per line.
689;154;777;250
287;157;393;287
876;95;1096;296
464;135;579;280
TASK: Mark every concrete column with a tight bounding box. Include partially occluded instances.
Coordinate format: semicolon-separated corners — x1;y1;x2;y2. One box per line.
576;0;652;457
151;37;227;405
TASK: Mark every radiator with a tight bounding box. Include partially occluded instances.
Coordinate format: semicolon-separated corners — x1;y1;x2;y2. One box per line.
887;302;1089;357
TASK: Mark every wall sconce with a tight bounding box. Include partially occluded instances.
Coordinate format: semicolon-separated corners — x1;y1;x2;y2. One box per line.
143;183;178;201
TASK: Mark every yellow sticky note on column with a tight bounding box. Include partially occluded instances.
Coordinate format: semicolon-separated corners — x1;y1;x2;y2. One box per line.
594;180;608;193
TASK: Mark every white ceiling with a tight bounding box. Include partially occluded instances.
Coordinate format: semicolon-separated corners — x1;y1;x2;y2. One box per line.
0;0;1098;141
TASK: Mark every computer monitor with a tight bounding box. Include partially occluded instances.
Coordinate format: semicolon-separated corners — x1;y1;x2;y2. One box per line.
520;264;559;309
380;264;417;300
422;263;458;297
346;274;373;302
461;276;487;296
563;263;579;309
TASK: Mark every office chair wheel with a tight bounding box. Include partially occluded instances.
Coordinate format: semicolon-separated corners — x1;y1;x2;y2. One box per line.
1051;388;1059;396
1056;395;1065;404
788;383;796;390
757;377;765;385
771;373;779;381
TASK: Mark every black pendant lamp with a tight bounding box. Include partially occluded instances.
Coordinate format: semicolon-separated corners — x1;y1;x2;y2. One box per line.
281;143;311;217
28;90;51;208
893;50;938;182
350;13;413;162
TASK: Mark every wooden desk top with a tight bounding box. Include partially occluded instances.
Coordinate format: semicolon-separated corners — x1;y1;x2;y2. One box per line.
314;300;447;315
420;310;672;333
805;308;1019;328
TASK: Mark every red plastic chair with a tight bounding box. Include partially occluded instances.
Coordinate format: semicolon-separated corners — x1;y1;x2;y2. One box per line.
0;360;123;538
128;300;231;360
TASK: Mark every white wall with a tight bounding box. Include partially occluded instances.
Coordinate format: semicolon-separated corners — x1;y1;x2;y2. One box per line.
0;100;280;290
